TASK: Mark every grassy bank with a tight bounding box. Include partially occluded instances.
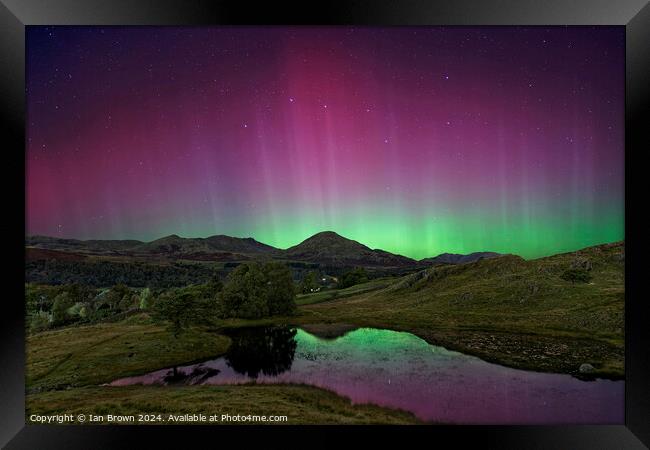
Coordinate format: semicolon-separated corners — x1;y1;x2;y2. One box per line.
27;385;420;425
27;319;231;392
26;318;419;424
295;277;393;305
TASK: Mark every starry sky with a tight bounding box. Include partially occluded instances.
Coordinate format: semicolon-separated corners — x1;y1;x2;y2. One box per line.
26;26;624;260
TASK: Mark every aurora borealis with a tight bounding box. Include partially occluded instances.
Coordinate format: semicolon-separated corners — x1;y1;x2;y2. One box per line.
26;26;624;259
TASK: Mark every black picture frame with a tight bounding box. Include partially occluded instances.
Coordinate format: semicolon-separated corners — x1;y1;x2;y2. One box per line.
2;1;648;448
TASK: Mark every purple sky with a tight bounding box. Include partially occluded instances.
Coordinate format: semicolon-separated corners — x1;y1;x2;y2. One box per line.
26;26;624;258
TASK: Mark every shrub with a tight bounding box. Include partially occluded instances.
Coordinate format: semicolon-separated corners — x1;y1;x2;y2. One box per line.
299;271;319;294
560;267;593;284
139;287;152;310
29;310;52;333
51;292;74;326
337;267;369;289
66;302;85;318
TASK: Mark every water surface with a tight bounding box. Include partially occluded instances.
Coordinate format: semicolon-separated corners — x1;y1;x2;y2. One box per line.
111;326;623;424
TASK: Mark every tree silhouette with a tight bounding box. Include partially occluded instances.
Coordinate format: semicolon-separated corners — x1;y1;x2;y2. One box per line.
225;326;297;378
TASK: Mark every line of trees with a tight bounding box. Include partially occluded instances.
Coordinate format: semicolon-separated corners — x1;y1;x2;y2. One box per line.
151;262;296;336
25;282;157;333
27;261;298;337
27;263;378;336
25;259;217;288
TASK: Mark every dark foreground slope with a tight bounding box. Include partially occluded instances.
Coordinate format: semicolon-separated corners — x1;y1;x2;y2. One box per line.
301;241;625;377
27;384;420;424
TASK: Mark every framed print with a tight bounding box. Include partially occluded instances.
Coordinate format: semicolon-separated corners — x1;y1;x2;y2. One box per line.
2;0;649;448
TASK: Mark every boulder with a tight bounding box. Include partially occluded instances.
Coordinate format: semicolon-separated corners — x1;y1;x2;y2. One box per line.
579;363;595;373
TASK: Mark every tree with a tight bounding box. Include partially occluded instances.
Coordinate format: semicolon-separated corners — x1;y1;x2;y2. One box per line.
560;267;592;284
338;267;369;289
78;303;90;319
220;262;296;319
150;283;221;336
208;270;224;293
264;262;297;316
151;288;216;337
220;263;269;319
64;283;95;304
105;284;133;311
29;310;52;334
25;284;56;315
66;302;85;318
51;292;73;326
139;287;152;310
299;271;319;294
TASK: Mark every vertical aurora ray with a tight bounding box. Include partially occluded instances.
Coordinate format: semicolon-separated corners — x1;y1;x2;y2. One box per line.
26;26;624;259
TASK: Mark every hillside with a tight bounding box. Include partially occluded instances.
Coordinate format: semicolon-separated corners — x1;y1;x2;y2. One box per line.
420;251;501;265
26;232;501;270
25;231;424;285
285;231;416;268
25;233;280;260
300;241;625;377
26;231;422;271
130;234;280;257
26;236;144;254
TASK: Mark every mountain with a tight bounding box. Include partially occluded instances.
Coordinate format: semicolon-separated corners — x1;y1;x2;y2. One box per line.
130;234;280;257
205;235;280;254
26;234;281;259
26;231;503;269
420;252;501;265
284;231;416;268
26;235;144;254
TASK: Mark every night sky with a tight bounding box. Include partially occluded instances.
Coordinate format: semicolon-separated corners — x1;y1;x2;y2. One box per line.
26;26;624;259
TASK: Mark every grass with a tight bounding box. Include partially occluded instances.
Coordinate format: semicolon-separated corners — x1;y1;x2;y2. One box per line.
25;241;625;423
295;277;394;305
26;318;231;392
294;242;625;378
26;384;420;425
25;315;419;424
